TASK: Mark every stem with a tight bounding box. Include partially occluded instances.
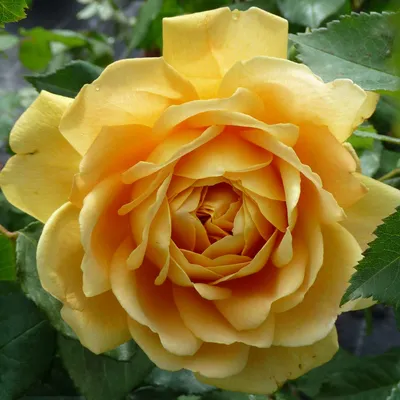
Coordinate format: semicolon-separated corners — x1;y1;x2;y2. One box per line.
378;168;400;182
0;224;18;240
354;130;400;146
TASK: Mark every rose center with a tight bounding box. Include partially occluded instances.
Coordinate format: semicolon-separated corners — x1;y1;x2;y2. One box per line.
195;183;241;242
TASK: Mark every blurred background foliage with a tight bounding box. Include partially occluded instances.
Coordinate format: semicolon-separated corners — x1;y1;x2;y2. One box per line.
0;0;400;399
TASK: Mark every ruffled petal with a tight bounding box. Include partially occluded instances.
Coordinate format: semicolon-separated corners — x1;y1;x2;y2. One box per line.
273;223;362;347
219;57;378;142
0;91;80;222
59;58;197;155
128;318;249;378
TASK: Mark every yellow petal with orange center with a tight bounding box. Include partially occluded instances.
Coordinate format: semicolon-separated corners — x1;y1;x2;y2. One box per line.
163;7;288;98
0;91;80;222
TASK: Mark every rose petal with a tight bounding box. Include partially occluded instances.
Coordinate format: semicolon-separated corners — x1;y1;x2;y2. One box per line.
173;286;274;347
219;57;378;141
111;243;201;356
273;223;362;347
341;174;400;251
80;175;130;296
61;290;131;354
197;329;338;394
60;58;197;155
37;202;85;310
128;318;249;378
163;7;288;98
0;91;80;222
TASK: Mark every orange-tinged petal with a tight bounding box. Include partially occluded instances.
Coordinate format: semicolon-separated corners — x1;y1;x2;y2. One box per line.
113;248;201;356
0;91;80;222
128;318;249;378
37;202;85;310
173;286;274;347
60;58;197;155
75;124;157;201
175;131;273;179
122;125;223;184
227;166;285;201
342;174;400;251
163;7;288;98
80;175;129;296
273;223;362;347
127;175;171;270
278;159;300;228
272;212;322;313
219;57;378;142
295;125;366;208
153;87;265;135
61;290;131;354
197;329;338;394
242;128;344;224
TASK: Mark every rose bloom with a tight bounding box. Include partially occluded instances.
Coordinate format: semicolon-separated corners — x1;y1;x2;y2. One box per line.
1;6;400;394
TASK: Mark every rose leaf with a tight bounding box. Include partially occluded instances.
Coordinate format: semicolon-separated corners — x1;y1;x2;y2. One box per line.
290;12;400;92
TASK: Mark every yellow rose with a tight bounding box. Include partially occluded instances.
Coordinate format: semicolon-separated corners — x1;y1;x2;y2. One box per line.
1;6;400;394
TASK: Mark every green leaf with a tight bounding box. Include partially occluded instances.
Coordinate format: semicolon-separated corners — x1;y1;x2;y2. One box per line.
16;222;76;338
295;349;359;397
104;340;138;362
290;12;400;92
277;0;347;28
229;0;278;12
317;348;400;400
388;385;400;400
26;60;103;98
0;31;18;51
0;191;36;232
19;28;88;71
0;281;56;400
58;335;154;400
0;232;16;280
0;0;28;26
146;368;214;395
127;0;163;52
20;356;79;398
341;207;400;308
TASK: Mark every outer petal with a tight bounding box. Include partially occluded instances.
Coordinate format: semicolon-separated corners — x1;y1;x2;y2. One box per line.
341;174;400;251
0;91;80;222
273;223;362;347
60;58;197;155
37;202;130;354
197;329;338;394
37;202;85;310
128;318;249;378
219;57;378;142
163;7;288;98
61;291;131;354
